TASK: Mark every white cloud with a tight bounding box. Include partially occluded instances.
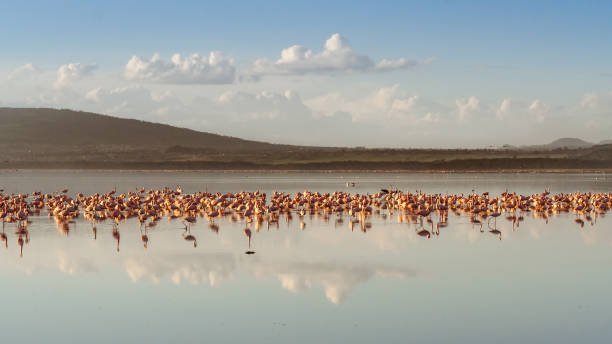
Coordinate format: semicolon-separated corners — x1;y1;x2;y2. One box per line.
306;84;446;126
81;86;359;145
580;92;612;113
54;63;98;88
580;93;598;109
7;63;40;82
217;89;307;121
528;99;549;123
124;52;236;84
86;86;153;110
375;58;418;72
575;92;612;135
496;98;511;120
3;64;610;147
85;86;186;120
206;89;371;145
305;85;446;132
247;33;418;78
455;96;480;122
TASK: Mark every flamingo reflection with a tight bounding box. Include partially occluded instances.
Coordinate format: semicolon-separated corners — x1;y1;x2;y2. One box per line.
112;225;120;252
140;227;149;249
1;225;7;249
17;234;24;257
183;232;197;247
489;229;502;240
244;228;255;254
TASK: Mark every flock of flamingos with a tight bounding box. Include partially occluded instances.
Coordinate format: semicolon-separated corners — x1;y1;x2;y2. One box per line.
0;186;610;257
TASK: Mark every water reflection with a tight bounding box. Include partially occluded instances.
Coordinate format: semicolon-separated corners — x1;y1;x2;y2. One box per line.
7;241;418;305
124;253;236;287
1;225;7;248
0;186;611;306
2;173;612;343
251;262;416;304
56;249;98;275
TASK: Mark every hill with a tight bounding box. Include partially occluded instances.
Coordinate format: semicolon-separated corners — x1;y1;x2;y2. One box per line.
521;138;612;150
0;107;611;171
0;108;279;151
545;138;593;149
523;137;594;150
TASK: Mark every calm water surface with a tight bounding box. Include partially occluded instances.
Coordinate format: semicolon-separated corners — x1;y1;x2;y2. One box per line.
1;171;611;344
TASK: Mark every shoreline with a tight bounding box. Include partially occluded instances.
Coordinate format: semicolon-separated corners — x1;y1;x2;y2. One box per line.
1;156;610;172
1;168;611;174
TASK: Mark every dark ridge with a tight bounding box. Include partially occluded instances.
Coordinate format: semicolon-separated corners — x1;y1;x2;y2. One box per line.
523;137;595;150
0;107;282;151
545;138;593;149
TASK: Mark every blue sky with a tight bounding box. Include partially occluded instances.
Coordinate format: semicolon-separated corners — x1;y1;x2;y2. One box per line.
0;1;610;147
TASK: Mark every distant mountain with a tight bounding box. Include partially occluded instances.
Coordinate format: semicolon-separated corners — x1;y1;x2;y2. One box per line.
523;137;594;150
545;138;594;149
520;138;612;150
0;107;281;151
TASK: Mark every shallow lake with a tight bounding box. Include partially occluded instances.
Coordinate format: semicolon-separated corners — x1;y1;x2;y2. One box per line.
1;171;611;343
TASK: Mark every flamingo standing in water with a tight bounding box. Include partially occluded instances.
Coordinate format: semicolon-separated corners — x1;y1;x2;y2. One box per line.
488;211;501;229
0;210;7;227
0;186;607;252
183;216;196;230
470;216;483;232
207;210;220;222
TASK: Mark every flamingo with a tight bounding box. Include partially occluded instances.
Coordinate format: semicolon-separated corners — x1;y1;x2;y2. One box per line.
183;216;196;230
488;211;501;228
470;216;483;232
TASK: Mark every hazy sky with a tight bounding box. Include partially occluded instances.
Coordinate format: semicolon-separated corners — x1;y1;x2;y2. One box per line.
0;0;610;147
